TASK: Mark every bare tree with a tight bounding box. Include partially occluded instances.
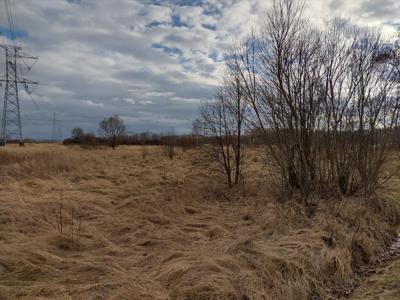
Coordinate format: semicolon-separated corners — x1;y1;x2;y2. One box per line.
347;28;400;195
201;74;247;188
202;92;235;187
225;57;248;187
192;118;203;146
253;0;325;208
98;114;126;149
216;0;400;209
71;127;84;141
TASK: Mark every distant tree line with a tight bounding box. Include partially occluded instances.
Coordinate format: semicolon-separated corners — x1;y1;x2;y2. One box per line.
63;116;265;149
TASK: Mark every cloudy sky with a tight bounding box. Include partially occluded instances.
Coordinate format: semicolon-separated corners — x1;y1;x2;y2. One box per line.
0;0;399;139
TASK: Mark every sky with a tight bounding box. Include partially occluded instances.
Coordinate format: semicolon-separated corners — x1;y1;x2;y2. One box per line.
0;0;399;139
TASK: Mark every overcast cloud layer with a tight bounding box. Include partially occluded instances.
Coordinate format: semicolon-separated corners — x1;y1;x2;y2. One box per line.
0;0;399;139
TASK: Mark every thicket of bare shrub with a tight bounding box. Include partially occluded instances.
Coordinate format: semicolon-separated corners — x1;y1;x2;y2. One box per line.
201;0;400;209
201;61;247;187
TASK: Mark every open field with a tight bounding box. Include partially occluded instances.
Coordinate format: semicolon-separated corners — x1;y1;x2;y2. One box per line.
0;144;399;299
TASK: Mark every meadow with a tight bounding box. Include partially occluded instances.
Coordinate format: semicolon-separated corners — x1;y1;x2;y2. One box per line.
0;144;398;299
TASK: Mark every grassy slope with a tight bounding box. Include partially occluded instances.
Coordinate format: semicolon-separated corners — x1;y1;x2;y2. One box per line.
0;144;398;299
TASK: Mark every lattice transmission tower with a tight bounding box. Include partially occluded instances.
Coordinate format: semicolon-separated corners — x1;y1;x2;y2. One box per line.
0;45;38;146
51;112;63;142
0;0;38;146
51;112;57;142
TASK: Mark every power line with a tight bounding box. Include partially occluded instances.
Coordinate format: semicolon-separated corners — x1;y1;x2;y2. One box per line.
6;0;16;43
25;92;49;121
0;0;39;146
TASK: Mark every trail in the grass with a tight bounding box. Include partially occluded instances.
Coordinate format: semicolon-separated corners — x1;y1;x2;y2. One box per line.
349;234;400;300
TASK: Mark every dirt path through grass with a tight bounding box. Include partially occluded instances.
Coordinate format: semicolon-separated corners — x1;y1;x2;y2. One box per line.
349;235;400;300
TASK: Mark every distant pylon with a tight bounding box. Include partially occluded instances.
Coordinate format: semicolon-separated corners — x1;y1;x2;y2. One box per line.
51;112;63;142
51;112;57;142
0;44;38;146
57;127;63;142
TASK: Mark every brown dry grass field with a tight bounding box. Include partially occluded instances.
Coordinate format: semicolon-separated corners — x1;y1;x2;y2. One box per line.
0;144;399;299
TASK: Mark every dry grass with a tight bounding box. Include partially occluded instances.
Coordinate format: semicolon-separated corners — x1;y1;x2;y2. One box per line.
350;260;400;300
0;144;398;299
0;144;78;180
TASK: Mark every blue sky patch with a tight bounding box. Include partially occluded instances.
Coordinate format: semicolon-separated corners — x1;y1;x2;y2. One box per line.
152;43;183;55
202;23;216;30
0;26;28;40
146;21;166;28
171;15;188;27
203;5;221;16
146;0;203;6
208;51;219;62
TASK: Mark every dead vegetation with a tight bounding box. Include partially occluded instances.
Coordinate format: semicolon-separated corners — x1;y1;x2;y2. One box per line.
0;144;398;299
0;2;399;297
200;0;400;219
0;144;78;180
55;192;83;250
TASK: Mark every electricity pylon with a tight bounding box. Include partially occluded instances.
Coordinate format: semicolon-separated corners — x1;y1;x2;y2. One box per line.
51;112;56;142
0;44;38;146
51;112;63;142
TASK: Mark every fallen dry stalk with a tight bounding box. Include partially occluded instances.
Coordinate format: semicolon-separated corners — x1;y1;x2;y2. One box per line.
0;144;397;299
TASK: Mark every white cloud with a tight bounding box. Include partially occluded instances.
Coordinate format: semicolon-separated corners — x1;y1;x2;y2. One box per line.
81;99;104;107
1;0;398;138
171;96;202;103
143;91;175;97
138;100;154;105
123;98;136;105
